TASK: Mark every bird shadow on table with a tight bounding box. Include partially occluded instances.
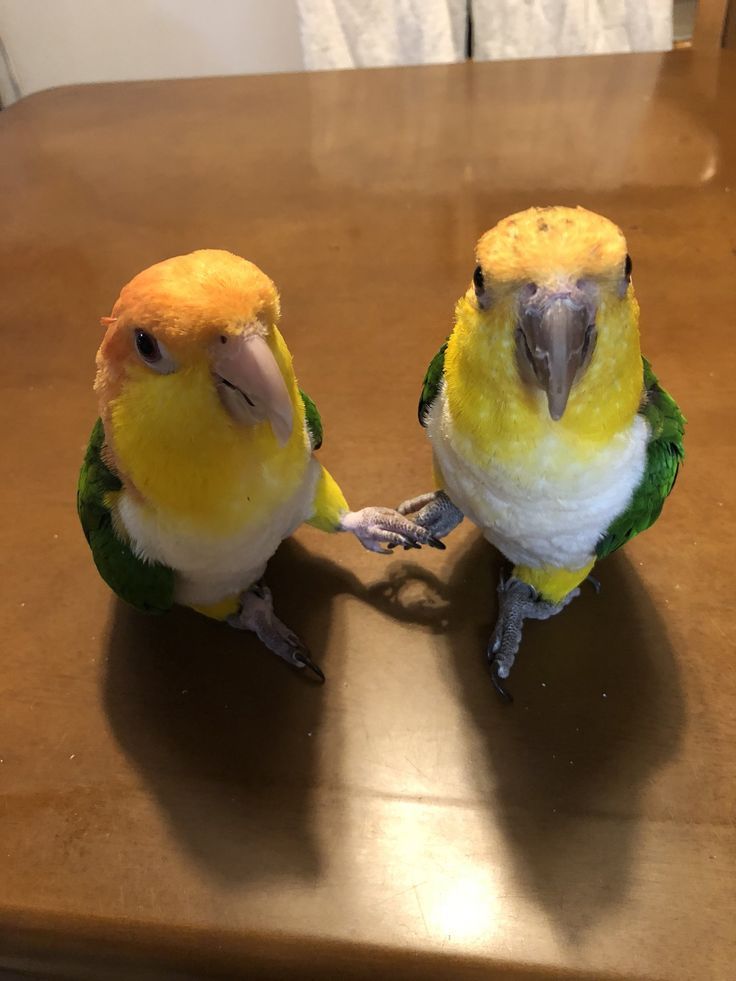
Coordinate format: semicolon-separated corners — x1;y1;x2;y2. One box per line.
350;533;686;943
431;535;686;944
103;531;684;935
102;538;362;889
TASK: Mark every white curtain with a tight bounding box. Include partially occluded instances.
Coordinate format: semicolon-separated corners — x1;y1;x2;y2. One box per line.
472;0;672;61
297;0;468;70
297;0;673;70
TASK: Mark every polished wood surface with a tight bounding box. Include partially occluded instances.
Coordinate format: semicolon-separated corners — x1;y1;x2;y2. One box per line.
0;51;734;980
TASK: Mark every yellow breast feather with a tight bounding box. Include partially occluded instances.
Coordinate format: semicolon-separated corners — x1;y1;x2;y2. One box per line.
109;326;311;536
444;292;643;469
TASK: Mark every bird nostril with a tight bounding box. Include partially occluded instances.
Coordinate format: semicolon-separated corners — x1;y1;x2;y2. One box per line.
220;335;227;344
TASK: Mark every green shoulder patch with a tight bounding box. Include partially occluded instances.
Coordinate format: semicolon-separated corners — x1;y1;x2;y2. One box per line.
596;358;685;560
300;389;323;451
77;419;175;614
418;341;448;427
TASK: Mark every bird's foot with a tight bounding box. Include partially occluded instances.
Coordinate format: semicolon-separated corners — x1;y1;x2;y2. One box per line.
395;490;464;542
227;581;325;682
487;576;580;703
339;507;446;554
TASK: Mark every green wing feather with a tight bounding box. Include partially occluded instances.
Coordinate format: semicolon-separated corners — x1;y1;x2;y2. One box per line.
300;389;323;450
77;419;175;614
418;342;448;427
596;358;685;560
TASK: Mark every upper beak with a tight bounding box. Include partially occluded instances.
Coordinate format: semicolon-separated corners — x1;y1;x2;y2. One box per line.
516;289;597;421
212;331;294;446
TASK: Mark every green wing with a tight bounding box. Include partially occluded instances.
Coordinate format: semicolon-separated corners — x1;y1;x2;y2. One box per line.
300;389;323;451
418;341;448;427
77;419;175;614
596;358;685;560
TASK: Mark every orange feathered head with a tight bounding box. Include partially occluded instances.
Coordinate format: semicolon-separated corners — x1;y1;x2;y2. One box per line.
95;249;294;445
470;206;634;420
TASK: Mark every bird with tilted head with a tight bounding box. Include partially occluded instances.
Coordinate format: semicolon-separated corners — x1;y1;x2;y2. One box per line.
78;250;440;680
398;206;685;699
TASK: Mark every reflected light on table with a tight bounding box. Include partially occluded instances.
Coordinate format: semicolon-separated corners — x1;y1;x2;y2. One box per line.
426;871;501;942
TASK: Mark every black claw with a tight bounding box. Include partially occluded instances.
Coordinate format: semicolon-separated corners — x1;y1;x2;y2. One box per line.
389;539;421;551
294;652;326;683
489;660;514;704
428;537;446;550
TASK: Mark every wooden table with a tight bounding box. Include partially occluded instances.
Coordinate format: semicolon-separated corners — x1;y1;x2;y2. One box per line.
0;50;734;980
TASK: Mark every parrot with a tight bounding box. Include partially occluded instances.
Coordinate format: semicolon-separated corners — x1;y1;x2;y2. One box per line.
77;249;441;681
397;206;685;700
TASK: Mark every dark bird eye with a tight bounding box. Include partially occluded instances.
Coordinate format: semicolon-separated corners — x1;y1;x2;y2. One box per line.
624;254;632;281
473;265;485;296
134;329;161;363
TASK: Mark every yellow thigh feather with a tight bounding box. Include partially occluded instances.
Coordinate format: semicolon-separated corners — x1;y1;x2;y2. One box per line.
513;561;594;604
306;465;349;532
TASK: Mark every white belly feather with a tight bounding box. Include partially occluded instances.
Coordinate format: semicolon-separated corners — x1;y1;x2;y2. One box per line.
428;387;648;570
115;458;321;606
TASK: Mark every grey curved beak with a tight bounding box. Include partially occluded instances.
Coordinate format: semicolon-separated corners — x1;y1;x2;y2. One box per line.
212;332;294;445
516;292;597;421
